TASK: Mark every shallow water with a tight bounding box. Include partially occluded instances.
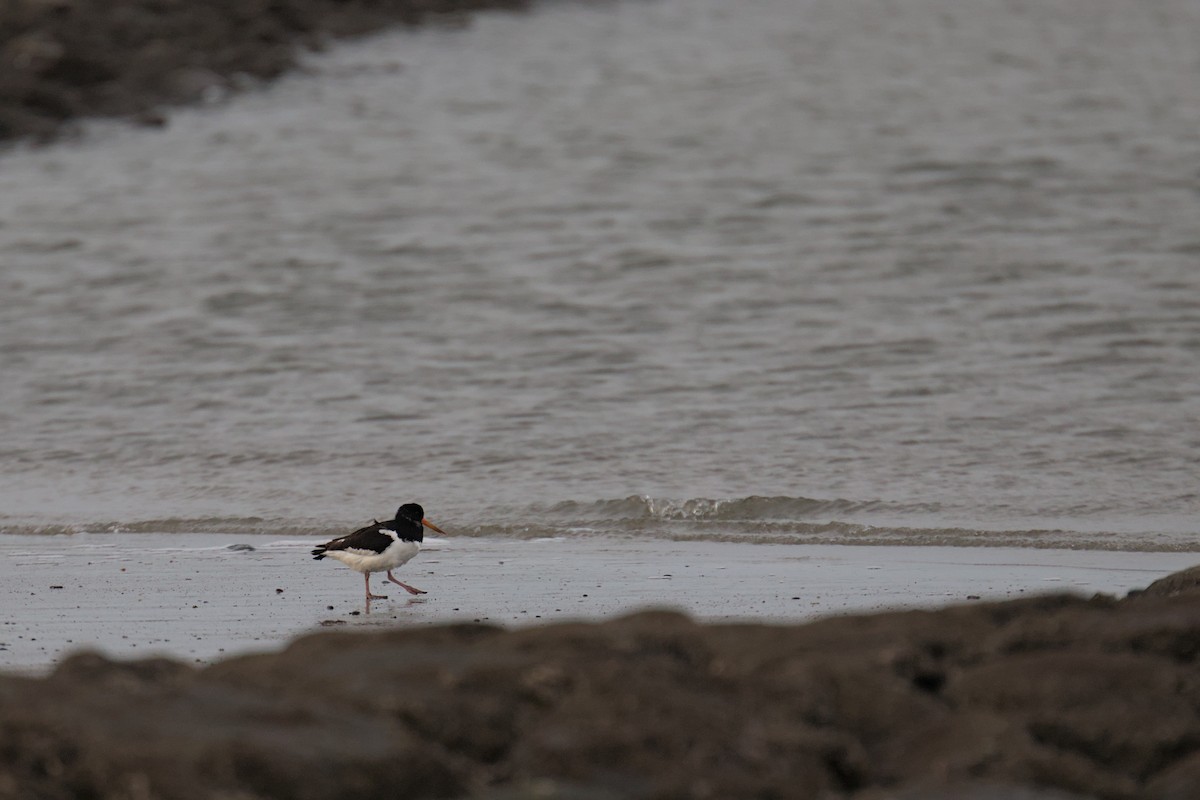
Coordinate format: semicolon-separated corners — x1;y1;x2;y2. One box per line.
2;0;1199;548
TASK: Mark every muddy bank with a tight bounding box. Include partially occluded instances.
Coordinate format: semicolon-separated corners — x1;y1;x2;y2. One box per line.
0;0;538;143
3;567;1200;799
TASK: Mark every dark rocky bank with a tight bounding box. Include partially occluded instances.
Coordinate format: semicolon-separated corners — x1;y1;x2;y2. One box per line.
0;0;538;144
2;566;1200;800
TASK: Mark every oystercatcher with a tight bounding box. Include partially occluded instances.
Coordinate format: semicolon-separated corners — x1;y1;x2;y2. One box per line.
312;503;446;602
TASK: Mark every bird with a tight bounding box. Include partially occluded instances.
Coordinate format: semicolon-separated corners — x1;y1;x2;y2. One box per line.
312;503;446;602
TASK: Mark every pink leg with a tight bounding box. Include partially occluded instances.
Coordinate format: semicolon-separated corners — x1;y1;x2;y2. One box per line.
364;572;388;600
387;570;426;595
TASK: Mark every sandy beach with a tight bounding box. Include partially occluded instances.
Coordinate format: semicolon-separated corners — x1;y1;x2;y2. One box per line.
2;532;1194;674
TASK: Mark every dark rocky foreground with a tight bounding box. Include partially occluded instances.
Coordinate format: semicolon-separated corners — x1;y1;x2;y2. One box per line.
3;568;1200;799
0;0;538;144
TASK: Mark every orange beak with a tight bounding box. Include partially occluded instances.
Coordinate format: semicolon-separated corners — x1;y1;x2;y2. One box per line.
422;518;447;535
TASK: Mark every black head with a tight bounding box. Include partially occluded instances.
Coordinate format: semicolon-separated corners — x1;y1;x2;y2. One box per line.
390;503;446;539
395;503;425;523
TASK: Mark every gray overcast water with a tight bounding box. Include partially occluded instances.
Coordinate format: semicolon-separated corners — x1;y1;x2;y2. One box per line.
2;0;1199;547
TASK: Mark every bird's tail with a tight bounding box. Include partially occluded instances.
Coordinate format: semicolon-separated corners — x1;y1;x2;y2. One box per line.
311;546;327;560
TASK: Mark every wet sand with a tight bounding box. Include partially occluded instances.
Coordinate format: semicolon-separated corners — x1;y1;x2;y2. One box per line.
2;532;1193;674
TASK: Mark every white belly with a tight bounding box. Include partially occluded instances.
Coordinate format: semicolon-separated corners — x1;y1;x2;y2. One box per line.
326;540;420;574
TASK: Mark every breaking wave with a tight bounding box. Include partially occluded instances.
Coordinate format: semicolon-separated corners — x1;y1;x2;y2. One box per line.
2;495;1196;552
535;494;942;522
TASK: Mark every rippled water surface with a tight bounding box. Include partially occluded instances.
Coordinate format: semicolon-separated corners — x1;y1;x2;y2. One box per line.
2;0;1200;547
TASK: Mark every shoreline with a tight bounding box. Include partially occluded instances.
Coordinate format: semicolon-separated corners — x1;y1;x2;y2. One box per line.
3;531;1194;675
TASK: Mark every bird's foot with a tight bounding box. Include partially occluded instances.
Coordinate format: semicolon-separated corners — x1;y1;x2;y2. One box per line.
386;572;427;595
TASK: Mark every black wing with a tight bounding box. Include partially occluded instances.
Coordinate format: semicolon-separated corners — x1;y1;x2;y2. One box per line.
311;521;394;559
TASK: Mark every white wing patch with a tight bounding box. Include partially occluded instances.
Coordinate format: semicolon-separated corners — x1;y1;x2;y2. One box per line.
344;547;384;557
